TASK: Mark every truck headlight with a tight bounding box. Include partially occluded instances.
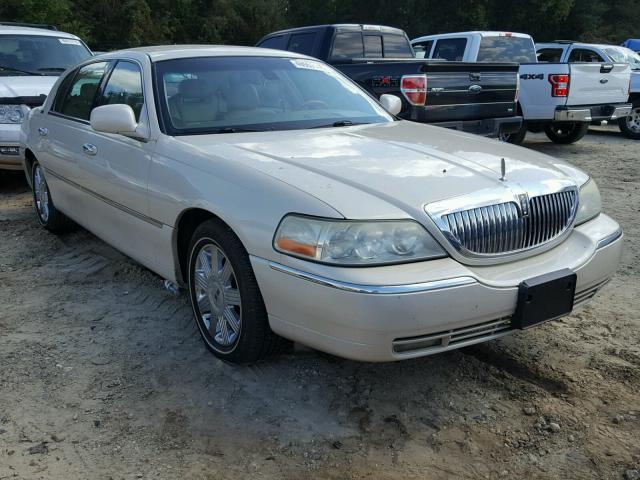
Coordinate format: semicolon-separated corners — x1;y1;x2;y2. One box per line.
0;105;27;124
274;215;447;265
575;178;602;225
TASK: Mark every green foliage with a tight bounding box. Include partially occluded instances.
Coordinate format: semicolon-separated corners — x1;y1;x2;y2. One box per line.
0;0;637;51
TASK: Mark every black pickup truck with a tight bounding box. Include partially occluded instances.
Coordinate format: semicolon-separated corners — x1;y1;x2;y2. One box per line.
256;24;522;137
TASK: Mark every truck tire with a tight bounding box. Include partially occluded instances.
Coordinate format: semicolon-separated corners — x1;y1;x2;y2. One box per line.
544;122;590;144
617;105;640;140
500;122;527;145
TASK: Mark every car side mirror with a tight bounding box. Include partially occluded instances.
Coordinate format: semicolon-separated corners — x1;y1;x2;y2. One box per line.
379;94;402;116
90;104;146;140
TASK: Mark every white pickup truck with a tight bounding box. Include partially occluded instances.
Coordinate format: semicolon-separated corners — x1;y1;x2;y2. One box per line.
536;41;640;139
411;32;632;144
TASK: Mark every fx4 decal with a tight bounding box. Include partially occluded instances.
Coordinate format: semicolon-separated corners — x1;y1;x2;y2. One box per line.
371;76;400;88
520;73;544;80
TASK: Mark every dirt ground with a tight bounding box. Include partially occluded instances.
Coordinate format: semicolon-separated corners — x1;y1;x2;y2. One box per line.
0;127;638;480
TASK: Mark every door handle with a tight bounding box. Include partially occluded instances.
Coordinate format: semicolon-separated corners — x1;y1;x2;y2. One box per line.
38;127;48;136
82;143;97;156
599;78;609;84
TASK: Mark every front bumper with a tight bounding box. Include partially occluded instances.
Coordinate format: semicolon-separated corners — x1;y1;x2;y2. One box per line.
252;214;622;362
0;123;24;170
433;116;523;137
554;103;632;122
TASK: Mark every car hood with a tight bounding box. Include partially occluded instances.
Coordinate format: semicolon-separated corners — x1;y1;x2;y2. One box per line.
0;75;57;100
178;121;588;220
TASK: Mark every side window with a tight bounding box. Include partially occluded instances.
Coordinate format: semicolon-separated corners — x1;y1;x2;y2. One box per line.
568;48;605;63
288;33;317;55
258;35;287;50
363;35;383;58
433;38;467;61
97;61;144;121
537;48;563;63
413;41;434;59
382;34;413;58
52;68;79;112
331;32;364;61
56;61;109;120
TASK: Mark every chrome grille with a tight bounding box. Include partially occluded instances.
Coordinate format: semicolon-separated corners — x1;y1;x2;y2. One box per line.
439;189;578;255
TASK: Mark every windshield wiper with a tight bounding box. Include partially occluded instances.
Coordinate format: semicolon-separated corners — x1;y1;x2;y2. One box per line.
37;67;67;73
309;120;368;129
215;127;269;133
0;65;43;76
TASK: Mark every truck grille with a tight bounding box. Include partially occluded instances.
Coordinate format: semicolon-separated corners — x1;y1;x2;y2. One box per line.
440;189;578;255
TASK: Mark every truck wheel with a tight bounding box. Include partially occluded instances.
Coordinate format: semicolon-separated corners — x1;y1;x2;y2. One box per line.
617;106;640;140
544;122;589;144
500;122;527;145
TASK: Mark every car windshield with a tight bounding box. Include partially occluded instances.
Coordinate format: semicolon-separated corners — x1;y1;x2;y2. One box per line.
604;47;640;69
155;56;393;135
0;34;92;76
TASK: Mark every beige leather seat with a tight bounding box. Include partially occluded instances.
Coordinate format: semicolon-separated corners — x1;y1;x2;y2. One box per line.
169;79;218;128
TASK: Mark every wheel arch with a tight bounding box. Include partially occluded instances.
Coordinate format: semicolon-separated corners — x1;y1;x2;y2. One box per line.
24;148;37;188
172;208;240;286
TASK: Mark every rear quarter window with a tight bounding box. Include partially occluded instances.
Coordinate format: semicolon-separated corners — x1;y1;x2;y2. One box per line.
288;33;317;55
413;41;433;59
477;36;536;63
433;38;467;61
258;35;287;50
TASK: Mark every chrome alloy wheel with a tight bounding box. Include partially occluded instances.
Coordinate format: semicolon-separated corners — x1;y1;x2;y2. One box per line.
34;165;50;222
193;243;242;348
626;107;640;133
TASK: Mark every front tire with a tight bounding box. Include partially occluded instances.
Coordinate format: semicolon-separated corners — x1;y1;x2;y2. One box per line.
618;105;640;140
187;219;290;364
31;161;74;233
544;122;589;144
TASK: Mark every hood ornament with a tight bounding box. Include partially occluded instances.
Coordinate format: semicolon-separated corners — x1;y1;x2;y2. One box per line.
499;158;506;181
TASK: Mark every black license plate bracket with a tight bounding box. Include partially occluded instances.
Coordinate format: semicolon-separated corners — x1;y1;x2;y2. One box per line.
512;269;577;329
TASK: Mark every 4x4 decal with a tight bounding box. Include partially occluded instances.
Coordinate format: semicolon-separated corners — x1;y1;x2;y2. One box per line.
520;73;544;80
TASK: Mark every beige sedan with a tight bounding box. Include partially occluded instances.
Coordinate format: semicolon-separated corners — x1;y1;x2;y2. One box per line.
22;46;622;363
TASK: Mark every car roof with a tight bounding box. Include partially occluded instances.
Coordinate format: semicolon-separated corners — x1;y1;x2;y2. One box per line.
0;25;80;39
92;45;314;62
263;24;406;37
412;31;532;42
536;42;626;52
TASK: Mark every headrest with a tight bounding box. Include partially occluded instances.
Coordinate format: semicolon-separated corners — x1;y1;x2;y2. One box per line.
178;79;211;99
80;82;97;99
226;84;259;111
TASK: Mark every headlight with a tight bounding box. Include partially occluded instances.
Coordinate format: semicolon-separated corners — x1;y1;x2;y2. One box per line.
274;215;447;265
0;105;27;124
575;178;602;225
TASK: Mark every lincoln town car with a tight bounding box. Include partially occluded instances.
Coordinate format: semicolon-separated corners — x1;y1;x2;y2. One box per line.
22;46;623;363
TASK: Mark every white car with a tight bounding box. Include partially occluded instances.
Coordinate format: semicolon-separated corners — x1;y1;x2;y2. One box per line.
22;46;622;363
0;23;92;170
411;32;632;145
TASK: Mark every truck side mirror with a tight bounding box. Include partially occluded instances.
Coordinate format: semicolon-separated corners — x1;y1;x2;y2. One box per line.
380;94;402;116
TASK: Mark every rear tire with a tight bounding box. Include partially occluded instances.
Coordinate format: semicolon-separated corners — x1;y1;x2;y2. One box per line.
31;161;74;233
500;122;527;145
617;105;640;140
544;122;589;144
187;219;291;364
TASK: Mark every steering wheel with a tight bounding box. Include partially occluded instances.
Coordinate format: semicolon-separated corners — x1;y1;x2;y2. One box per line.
303;100;329;110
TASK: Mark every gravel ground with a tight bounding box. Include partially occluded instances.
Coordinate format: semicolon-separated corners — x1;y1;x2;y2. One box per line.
0;127;638;480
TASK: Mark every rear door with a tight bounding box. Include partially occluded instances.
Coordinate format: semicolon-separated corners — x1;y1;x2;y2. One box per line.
566;63;631;106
